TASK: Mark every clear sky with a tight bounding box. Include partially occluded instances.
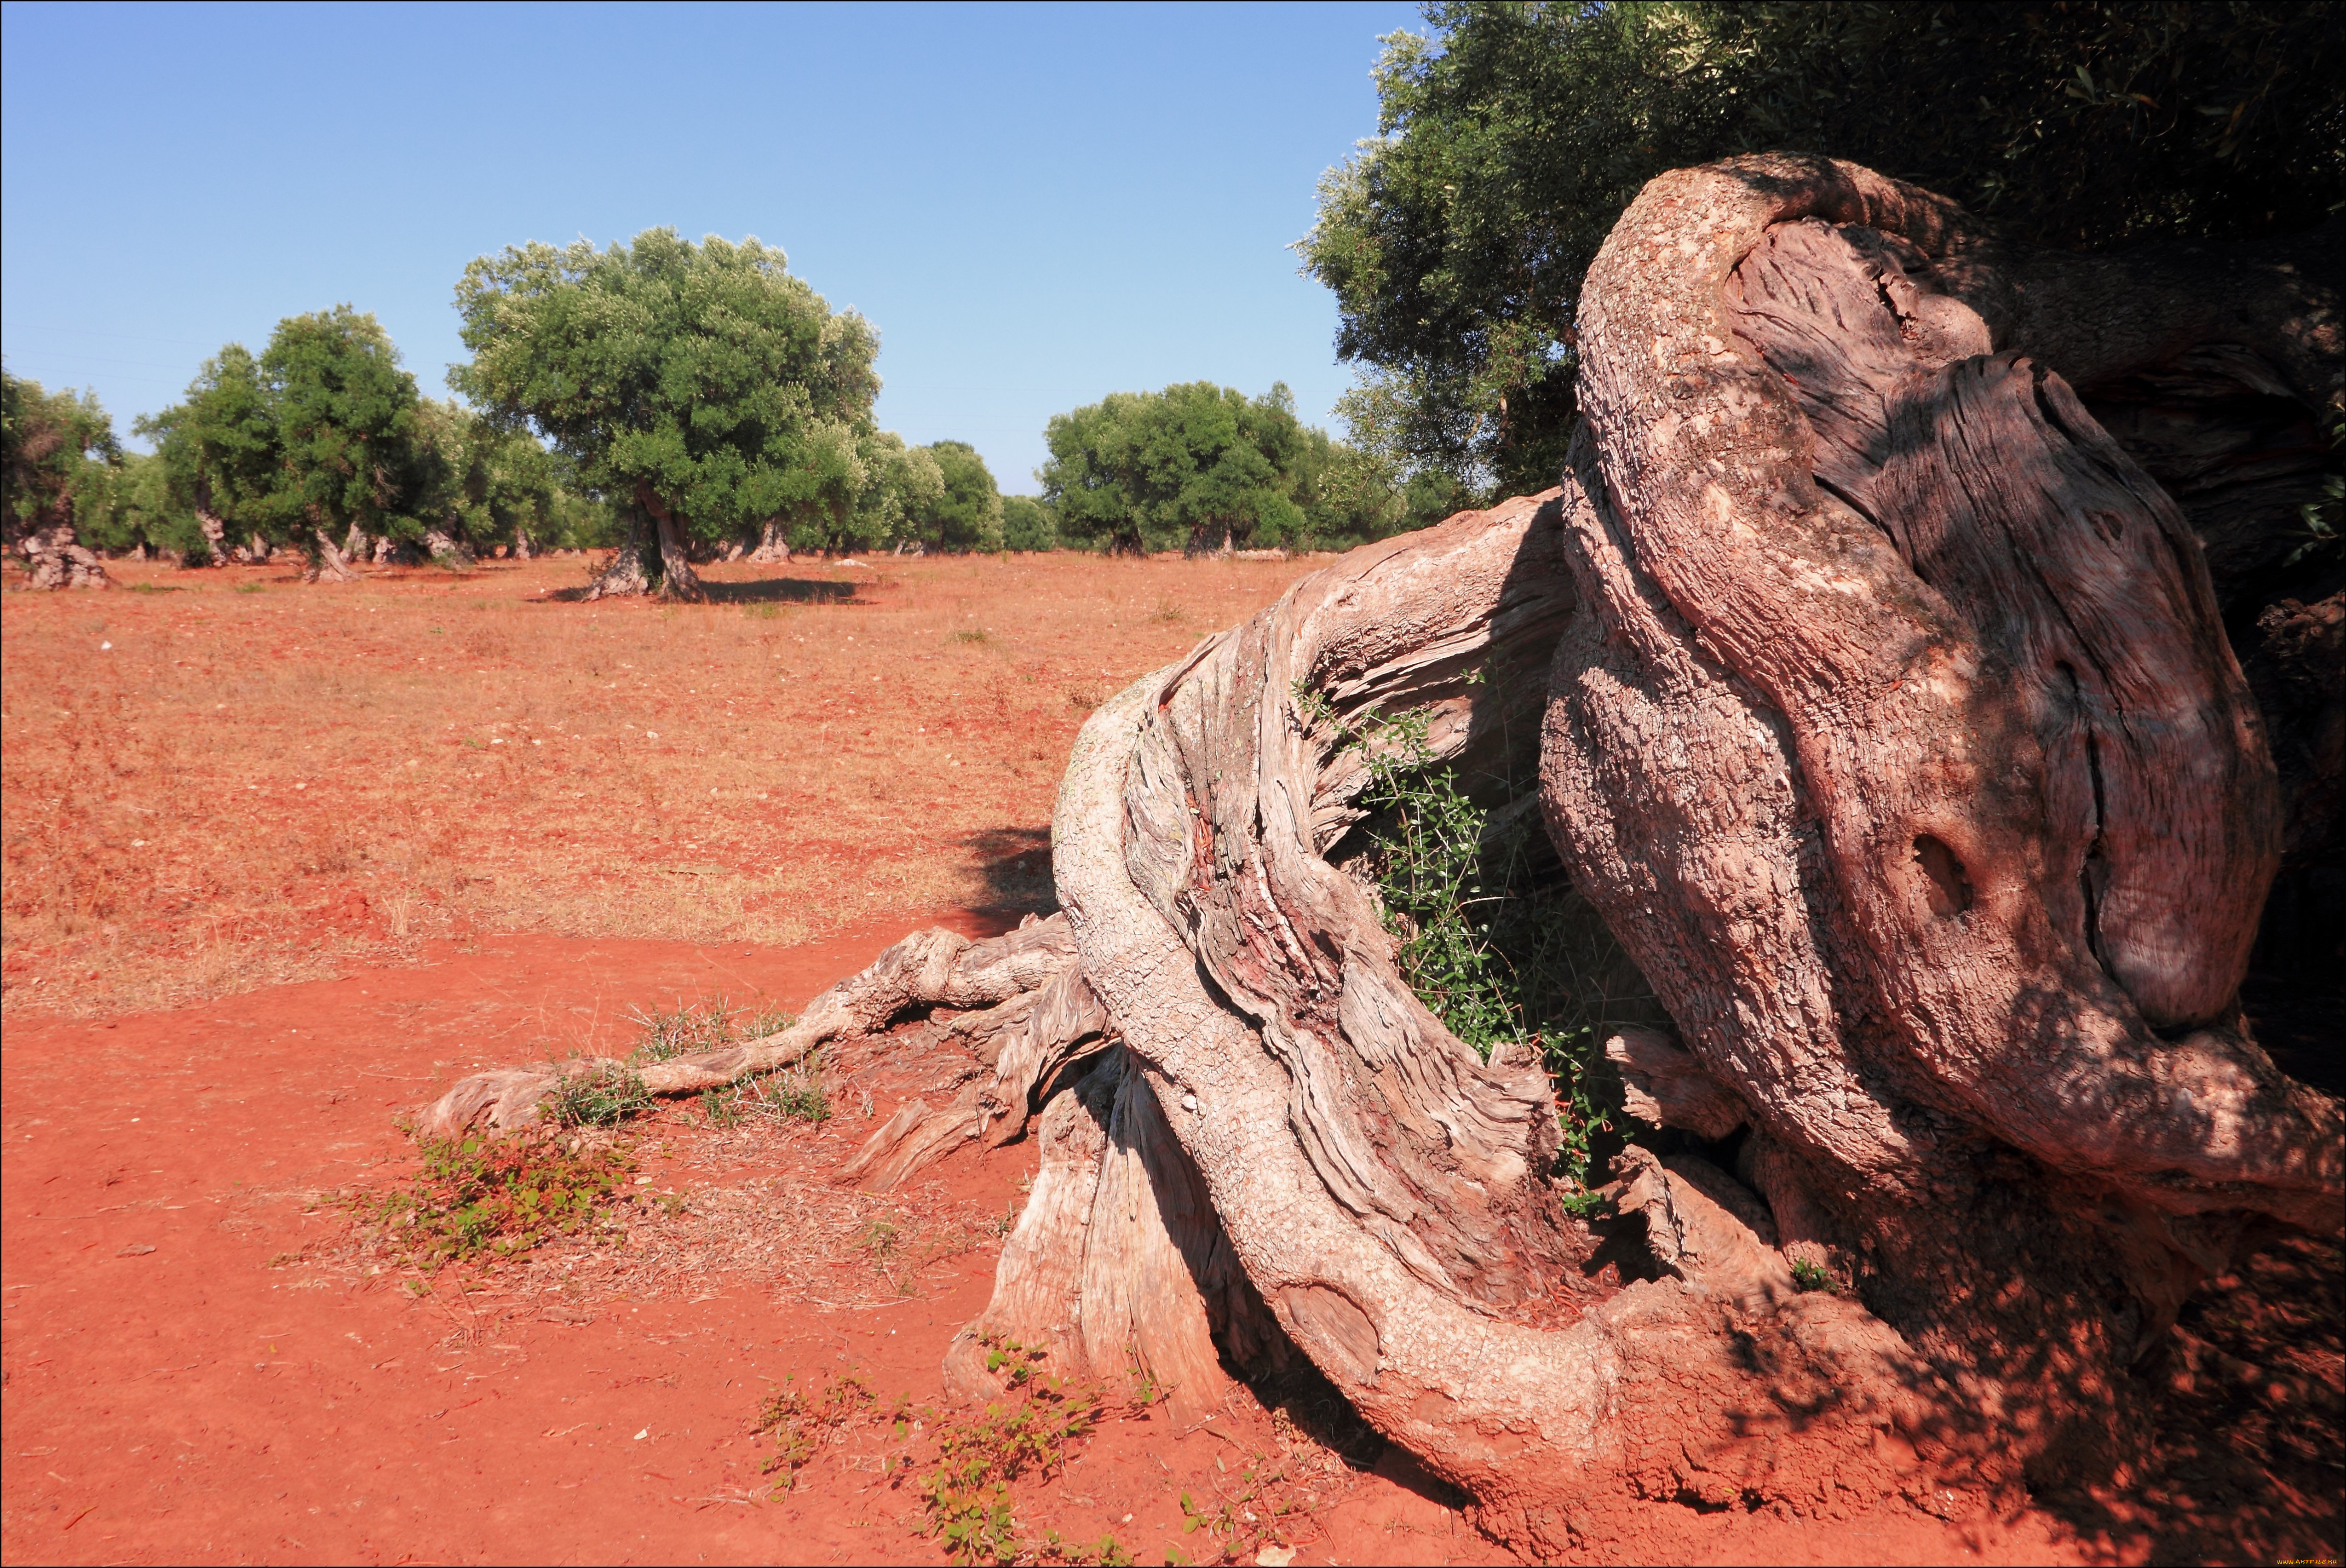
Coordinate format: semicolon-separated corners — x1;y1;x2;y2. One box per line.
1;1;1425;494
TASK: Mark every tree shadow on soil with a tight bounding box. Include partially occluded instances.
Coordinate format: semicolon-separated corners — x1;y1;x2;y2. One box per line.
2035;1235;2345;1564
540;577;862;605
964;826;1057;917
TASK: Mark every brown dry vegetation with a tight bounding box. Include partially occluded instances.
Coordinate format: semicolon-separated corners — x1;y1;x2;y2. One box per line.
0;551;1307;1019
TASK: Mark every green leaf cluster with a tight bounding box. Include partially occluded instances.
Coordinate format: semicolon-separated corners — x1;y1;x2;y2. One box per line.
2;368;122;553
451;228;880;551
132;309;430;562
362;1131;634;1266
1336;702;1647;1193
1302;0;2346;499
121;312;615;565
1000;494;1059;552
1040;381;1308;554
1038;380;1442;554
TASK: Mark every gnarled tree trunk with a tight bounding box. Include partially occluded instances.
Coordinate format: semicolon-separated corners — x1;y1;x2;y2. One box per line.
747;520;792;563
191;505;230;567
17;525;110;589
305;527;361;583
422;156;2341;1554
640;482;706;603
582;503;654;600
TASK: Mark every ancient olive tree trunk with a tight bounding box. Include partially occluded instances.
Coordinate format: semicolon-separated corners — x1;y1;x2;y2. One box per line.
582;504;654;600
580;488;707;600
747;520;792;563
305;527;361;583
15;526;110;589
422;155;2340;1555
639;483;706;603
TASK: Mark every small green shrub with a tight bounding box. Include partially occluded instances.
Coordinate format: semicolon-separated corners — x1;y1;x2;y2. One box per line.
1317;693;1648;1195
1791;1257;1838;1294
755;1369;876;1490
546;1060;656;1126
921;1340;1105;1566
949;627;990;645
361;1131;633;1264
698;1055;826;1129
627;994;792;1064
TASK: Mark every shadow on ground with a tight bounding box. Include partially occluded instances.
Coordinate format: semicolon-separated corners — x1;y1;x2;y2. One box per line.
542;577;863;605
965;825;1058;916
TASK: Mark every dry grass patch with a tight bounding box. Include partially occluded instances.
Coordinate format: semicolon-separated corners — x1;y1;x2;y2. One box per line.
1;551;1309;1017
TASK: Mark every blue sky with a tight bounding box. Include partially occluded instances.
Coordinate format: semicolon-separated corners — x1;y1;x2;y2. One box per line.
1;1;1425;493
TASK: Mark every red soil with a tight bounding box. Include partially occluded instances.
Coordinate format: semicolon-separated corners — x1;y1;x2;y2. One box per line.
3;559;2336;1565
3;916;2179;1568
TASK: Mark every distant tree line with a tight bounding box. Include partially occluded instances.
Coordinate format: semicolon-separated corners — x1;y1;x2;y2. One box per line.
12;232;1461;594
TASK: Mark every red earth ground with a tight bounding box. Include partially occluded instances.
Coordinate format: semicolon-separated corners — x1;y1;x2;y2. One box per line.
4;554;2340;1565
6;918;2092;1568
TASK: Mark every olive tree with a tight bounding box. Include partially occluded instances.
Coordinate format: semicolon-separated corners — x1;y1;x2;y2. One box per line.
423;156;2340;1555
2;369;118;588
450;228;879;600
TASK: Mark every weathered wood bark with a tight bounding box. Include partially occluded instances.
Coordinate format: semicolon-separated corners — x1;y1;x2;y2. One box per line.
747;520;792;563
17;526;110;589
639;483;706;603
581;505;654;601
305;527;361;583
419;156;2340;1554
193;505;230;567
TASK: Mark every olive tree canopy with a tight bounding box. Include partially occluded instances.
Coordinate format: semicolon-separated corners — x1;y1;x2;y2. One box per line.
450;228;879;600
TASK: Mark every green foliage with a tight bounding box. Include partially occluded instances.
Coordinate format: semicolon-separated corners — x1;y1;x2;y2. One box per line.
622;994;791;1063
70;450;175;554
919;1340;1104;1566
924;439;1006;552
1041;381;1314;553
699;1062;828;1129
1332;701;1640;1192
545;1060;656;1127
3;368;121;551
755;1369;877;1489
1790;1256;1838;1294
744;1346;1121;1565
1037;1529;1135;1566
608;994;824;1129
128;310;456;565
1038;380;1455;553
362;1131;633;1265
259;305;428;549
133;345;282;560
410;397;614;554
1177;1463;1300;1566
451;228;880;554
1000;494;1059;551
2286;412;2345;567
837;430;945;554
1302;0;2346;498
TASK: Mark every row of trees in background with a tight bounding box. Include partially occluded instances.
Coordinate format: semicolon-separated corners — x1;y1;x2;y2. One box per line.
12;221;1464;594
4;318;607;584
1035;380;1461;555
